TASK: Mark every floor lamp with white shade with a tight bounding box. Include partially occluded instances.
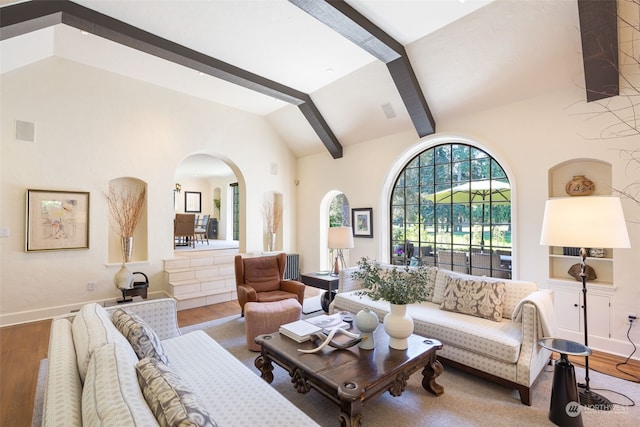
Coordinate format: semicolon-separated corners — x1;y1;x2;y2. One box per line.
540;196;631;409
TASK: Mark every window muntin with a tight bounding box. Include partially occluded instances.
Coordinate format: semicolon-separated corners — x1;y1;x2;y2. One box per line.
390;143;511;278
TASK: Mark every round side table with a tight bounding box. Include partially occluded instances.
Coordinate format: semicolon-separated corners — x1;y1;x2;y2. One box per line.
539;338;591;427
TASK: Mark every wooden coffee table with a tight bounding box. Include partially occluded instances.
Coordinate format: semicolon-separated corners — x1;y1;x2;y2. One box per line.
255;325;443;426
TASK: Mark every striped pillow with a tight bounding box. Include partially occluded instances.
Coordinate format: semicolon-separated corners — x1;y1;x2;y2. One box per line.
71;303;130;383
136;357;217;427
112;309;169;364
82;342;158;426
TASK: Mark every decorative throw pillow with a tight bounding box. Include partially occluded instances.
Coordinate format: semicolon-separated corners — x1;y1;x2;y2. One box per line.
136;357;217;427
440;276;506;322
112;309;169;364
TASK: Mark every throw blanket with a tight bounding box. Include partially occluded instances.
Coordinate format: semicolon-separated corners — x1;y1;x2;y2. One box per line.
512;289;558;338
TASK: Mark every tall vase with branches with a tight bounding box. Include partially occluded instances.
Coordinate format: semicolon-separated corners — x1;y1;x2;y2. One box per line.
262;198;282;251
106;184;146;289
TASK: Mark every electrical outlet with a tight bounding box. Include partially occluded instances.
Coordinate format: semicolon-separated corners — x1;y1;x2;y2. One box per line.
87;282;95;291
627;313;637;324
0;227;9;237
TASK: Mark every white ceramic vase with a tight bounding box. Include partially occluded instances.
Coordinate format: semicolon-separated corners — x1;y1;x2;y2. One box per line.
355;308;379;350
114;263;134;290
383;304;414;350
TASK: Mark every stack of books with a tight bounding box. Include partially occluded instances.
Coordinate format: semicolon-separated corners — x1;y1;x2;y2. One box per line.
279;313;350;343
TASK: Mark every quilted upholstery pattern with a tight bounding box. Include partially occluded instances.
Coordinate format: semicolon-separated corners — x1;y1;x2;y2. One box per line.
105;298;181;341
136;357;217;427
42;319;83;427
82;342;158;426
112;309;169;364
161;330;320;426
71;303;130;383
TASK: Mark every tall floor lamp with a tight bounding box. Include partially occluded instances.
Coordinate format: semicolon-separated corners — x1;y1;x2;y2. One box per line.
540;196;630;409
328;226;354;276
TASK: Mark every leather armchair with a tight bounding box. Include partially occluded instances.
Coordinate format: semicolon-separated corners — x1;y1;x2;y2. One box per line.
234;253;305;316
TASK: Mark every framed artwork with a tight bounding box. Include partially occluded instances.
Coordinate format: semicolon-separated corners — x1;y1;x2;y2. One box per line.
352;208;373;238
26;189;90;252
185;191;202;213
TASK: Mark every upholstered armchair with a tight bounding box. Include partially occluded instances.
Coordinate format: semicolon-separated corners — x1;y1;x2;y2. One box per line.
234;253;306;316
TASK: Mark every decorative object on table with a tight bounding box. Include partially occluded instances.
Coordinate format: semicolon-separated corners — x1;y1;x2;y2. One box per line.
297;328;362;353
540;196;630;410
351;208;373;238
565;175;595;196
305;313;349;331
279;319;322;343
106;184;146;300
262;198;282;252
589;248;607;258
25;189;90;252
328;226;354;276
355;308;379;350
352;257;433;349
568;263;596;281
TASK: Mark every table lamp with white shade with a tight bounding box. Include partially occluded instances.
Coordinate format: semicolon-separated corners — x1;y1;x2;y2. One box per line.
328;226;354;276
540;196;630;409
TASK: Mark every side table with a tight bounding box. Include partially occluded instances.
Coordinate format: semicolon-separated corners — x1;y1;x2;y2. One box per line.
539;338;591;427
300;272;339;313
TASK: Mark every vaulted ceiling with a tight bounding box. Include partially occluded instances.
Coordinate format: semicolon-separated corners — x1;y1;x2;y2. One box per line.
0;0;614;162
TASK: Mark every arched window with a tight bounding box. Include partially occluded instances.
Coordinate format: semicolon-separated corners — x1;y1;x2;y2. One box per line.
390;143;511;279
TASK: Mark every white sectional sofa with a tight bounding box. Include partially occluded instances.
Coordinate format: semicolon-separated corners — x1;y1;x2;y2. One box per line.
42;298;319;426
330;265;555;406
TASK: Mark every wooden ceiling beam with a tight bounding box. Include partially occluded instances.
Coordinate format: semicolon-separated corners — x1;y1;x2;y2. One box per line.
577;0;619;102
0;0;343;158
290;0;436;136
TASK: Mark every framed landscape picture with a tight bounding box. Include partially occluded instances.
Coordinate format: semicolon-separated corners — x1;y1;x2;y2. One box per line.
352;208;373;238
26;189;90;251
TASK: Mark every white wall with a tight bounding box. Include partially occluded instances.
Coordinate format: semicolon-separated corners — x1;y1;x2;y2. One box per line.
0;58;298;324
296;85;640;358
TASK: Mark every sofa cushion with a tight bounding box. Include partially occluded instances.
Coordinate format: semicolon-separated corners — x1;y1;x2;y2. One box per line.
409;302;523;364
71;303;131;382
440;276;506;322
161;330;320;426
82;342;158;426
112;309;169;365
136;357;217;427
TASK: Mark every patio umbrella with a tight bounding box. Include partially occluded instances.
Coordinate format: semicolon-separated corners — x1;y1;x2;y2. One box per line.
423;180;511;249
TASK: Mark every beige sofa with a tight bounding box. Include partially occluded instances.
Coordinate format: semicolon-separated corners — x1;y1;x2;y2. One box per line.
42;298;319;426
329;265;554;406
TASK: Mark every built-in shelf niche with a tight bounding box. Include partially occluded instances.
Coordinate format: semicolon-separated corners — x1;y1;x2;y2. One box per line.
547;158;614;286
107;177;149;264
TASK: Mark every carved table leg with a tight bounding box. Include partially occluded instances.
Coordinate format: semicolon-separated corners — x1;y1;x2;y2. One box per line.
254;355;274;384
421;356;444;396
338;399;363;427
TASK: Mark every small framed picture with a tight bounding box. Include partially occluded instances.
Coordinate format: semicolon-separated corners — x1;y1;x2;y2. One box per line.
26;189;90;251
185;191;201;213
352;208;373;238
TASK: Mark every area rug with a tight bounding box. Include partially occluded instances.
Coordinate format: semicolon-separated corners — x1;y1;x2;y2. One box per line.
181;316;639;427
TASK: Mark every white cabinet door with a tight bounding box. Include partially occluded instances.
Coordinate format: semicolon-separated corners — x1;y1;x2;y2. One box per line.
551;287;610;338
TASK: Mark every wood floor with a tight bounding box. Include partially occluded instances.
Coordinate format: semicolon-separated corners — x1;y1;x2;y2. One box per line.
1;295;639;427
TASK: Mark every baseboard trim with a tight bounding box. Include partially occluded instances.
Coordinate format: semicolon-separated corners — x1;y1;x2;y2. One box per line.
0;291;171;327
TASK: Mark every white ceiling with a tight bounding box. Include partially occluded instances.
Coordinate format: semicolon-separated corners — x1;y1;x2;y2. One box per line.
1;0;585;175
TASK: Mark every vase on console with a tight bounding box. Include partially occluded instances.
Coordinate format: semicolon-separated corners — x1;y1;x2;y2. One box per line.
383;304;414;350
114;236;134;291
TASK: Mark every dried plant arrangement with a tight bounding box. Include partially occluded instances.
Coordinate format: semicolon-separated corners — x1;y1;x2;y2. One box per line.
262;198;282;234
106;184;146;238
